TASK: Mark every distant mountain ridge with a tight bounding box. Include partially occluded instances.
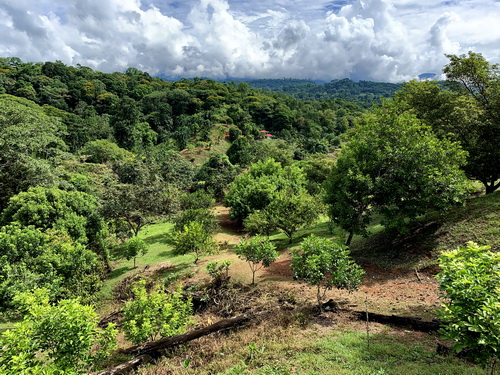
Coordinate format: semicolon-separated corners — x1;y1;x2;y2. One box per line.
244;78;402;106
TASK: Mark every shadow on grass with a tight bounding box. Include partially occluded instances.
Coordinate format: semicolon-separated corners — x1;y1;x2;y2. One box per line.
142;233;173;245
155;262;191;282
107;265;132;281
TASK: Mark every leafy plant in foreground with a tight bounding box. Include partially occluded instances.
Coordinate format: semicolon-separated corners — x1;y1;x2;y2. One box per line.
437;242;500;374
0;289;117;374
122;281;193;345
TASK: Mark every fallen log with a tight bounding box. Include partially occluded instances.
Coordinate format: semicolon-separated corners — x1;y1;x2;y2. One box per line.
351;310;441;332
97;354;152;375
97;312;256;375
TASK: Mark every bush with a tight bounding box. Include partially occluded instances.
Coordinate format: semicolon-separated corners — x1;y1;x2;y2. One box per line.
437;242;500;371
172;221;217;263
0;289;117;374
122;281;192;345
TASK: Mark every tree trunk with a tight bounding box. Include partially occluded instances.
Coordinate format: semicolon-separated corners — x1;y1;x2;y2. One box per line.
346;231;354;247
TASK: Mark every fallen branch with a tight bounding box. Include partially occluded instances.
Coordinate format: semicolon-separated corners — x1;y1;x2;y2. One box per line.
97;312;257;375
351;310;441;332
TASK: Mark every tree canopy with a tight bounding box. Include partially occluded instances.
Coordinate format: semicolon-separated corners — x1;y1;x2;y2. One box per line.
325;106;468;245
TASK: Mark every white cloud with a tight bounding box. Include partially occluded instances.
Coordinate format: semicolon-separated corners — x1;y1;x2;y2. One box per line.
0;0;499;82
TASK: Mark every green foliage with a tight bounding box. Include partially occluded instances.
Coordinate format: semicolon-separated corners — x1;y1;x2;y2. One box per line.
102;181;178;237
206;260;232;283
235;235;279;285
437;242;500;367
0;95;65;209
172;221;217;263
122;281;192;344
396;53;500;194
195;153;240;200
247;78;401;106
122;237;149;268
179;190;215;210
1;187;108;256
297;154;336;196
243;210;277;236
0;224;102;310
228;127;242;142
226;158;306;222
291;235;364;308
261;190;322;243
0;289;117;374
443;52;500;193
173;208;219;234
325;107;468;245
227;136;253;166
80;139;134;164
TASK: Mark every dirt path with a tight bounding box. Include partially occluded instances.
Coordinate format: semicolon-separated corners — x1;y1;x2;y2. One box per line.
206;206;441;319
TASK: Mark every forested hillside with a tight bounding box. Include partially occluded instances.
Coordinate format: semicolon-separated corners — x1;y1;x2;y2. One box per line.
0;52;499;375
247;78;402;106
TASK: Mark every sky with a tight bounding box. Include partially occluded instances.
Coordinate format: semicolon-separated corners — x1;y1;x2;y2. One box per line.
1;0;500;82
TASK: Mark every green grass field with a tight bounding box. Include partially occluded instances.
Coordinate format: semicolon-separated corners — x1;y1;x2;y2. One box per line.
97;221;195;309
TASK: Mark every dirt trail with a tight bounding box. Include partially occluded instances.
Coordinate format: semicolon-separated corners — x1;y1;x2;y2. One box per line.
209;206;441;318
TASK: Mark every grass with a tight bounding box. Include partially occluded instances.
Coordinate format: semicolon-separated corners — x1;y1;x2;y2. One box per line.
138;322;484;375
97;221;195;308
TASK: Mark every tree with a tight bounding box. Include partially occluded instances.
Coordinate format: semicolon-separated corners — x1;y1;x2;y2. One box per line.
1;186;110;266
0;289;117;374
437;242;500;373
225;158;306;223
171;221;217;263
0;224;102;310
122;281;192;345
0;95;65;209
173;208;219;235
325;107;468;245
291;235;364;309
80;139;134;164
235;235;279;285
443;52;500;194
102;181;178;238
122;237;149;268
195;153;239;200
261;190;322;243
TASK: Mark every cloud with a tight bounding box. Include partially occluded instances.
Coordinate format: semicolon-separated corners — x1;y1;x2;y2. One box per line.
0;0;499;82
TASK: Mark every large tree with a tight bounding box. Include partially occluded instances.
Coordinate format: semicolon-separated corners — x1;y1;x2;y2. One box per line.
443;52;500;193
325;106;468;245
0;95;65;209
398;53;500;194
225;158;306;223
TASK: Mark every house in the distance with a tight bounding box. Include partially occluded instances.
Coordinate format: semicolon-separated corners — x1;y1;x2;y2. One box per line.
260;130;273;139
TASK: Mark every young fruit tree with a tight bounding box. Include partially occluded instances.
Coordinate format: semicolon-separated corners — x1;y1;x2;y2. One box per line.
437;242;500;374
172;221;217;263
0;289;117;374
122;281;193;345
291;235;364;310
122;236;149;268
235;235;279;285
